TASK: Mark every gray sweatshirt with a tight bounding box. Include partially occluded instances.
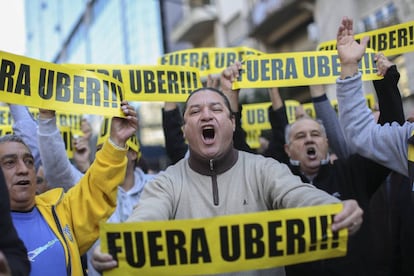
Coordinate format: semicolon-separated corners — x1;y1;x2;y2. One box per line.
336;72;413;176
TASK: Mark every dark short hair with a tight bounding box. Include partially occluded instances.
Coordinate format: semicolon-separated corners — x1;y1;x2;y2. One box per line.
0;134;31;153
182;87;234;119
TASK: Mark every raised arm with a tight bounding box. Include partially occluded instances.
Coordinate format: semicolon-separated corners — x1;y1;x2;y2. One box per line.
373;53;405;126
162;102;188;164
336;16;413;176
220;62;254;153
263;87;290;164
37;109;83;191
310;85;352;158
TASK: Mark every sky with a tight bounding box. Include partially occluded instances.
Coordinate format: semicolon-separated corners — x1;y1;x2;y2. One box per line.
0;0;26;54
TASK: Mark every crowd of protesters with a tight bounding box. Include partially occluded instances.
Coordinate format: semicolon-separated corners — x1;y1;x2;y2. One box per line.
1;16;413;276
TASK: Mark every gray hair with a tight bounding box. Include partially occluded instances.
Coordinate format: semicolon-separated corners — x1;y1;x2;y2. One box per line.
0;134;32;153
284;117;327;144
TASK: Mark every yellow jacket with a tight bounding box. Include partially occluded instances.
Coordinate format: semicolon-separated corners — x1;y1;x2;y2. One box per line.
35;141;127;275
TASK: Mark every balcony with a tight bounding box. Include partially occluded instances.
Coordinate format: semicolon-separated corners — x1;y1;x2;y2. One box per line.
171;4;217;44
249;0;315;45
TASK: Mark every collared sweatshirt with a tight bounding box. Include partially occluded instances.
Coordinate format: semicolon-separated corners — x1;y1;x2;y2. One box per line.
128;146;340;275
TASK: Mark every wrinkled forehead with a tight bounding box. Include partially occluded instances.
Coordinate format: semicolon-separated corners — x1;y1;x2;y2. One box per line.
185;91;227;115
0;141;31;156
187;90;225;105
290;118;322;134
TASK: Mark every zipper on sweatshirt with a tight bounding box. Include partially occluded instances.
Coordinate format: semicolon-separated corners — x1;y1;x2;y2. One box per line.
209;159;219;206
52;205;72;275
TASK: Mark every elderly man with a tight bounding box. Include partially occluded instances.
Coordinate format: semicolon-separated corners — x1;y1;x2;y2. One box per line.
1;101;137;276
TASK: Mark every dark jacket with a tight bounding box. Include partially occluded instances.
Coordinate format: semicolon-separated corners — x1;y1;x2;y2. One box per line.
0;169;31;276
267;106;390;276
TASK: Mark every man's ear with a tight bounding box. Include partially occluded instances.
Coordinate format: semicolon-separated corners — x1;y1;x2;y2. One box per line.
182;124;186;139
284;143;291;157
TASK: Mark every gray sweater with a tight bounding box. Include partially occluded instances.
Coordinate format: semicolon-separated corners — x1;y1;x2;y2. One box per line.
336;72;413;176
128;150;340;275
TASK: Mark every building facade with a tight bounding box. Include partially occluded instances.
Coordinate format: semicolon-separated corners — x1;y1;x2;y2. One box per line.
169;0;414;113
23;0;414;156
24;0;168;169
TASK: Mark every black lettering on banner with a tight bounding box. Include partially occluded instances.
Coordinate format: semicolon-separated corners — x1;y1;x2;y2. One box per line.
73;75;84;104
167;71;179;94
246;108;268;125
286;219;306;255
166;230;187;265
303;55;341;78
38;68;54;99
106;232;123;264
331;214;340;248
302;105;315;118
319;215;328;250
200;52;209;71
285;58;297;79
220;225;241;262
0;128;12;136
362;26;414;52
157;71;167;94
143;71;156;93
318;44;336;51
112;69;123;83
244;58;298;82
110;81;117;107
60;129;73;152
189;52;199;68
86;77;101;106
189;228;211;264
180;53;189;67
0;111;6;125
261;59;271;81
238;50;257;64
56;72;71;102
129;70;143;94
15;64;30;95
308;217;317;251
0;59;15;92
148;231;165;267
244;223;265;259
58;114;81;129
124;231;146;268
214;53;226;69
0;59;31;95
95;69;110;76
407;25;413;46
317;56;331;77
103;80;109;107
268;221;283;257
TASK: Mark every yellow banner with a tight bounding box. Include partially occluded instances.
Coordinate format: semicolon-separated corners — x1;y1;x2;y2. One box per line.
232;51;381;89
0;51;125;117
317;20;414;56
100;204;347;275
65;64;203;102
243;95;375;149
0;106;83;131
0;125;12;136
158;47;264;78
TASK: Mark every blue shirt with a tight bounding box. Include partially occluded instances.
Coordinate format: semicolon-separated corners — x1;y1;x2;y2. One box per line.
12;207;67;276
